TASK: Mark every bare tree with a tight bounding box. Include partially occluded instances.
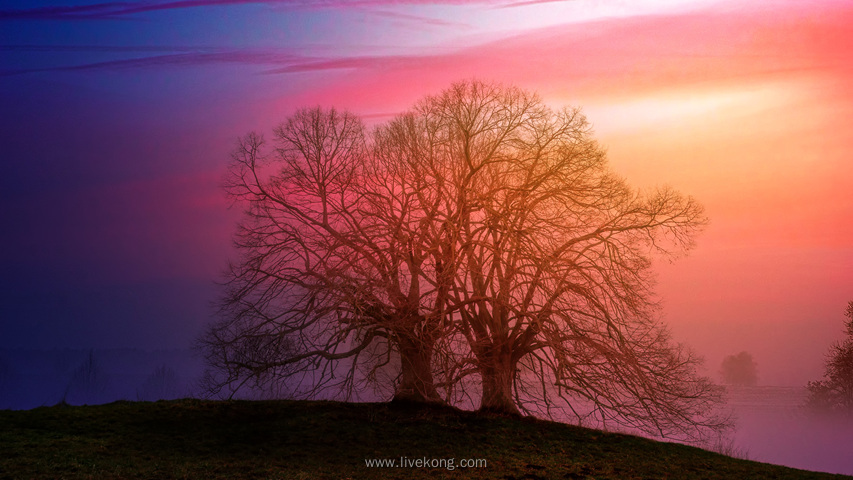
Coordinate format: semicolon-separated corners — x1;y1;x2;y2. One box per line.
63;350;110;405
0;354;13;408
720;352;758;386
138;365;181;401
806;301;853;415
200;81;727;441
377;80;726;440
199;107;443;403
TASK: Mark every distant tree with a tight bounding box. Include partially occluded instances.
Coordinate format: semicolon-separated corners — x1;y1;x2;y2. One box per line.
720;352;758;386
63;350;110;405
138;365;181;401
0;355;13;408
806;301;853;415
0;354;10;387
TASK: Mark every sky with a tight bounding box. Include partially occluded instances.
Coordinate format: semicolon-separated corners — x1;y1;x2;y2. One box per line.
1;0;852;387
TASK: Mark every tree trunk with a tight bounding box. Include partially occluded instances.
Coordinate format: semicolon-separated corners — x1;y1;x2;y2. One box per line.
394;333;442;403
478;346;519;415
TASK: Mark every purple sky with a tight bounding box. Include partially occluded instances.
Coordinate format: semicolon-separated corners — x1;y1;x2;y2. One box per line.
2;0;852;389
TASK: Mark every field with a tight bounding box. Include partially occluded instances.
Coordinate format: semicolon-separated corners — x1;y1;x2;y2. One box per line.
1;399;850;479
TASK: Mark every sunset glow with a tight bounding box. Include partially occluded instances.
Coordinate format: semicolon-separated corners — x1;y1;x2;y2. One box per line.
2;0;852;472
3;0;851;374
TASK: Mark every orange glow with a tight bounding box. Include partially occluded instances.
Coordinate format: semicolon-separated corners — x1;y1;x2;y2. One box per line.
247;1;853;386
430;0;842;386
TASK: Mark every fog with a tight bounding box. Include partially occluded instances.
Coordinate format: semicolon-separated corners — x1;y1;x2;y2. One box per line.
0;349;203;409
2;349;850;476
725;386;853;476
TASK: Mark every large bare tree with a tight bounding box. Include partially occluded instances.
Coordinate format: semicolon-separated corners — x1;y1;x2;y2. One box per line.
376;81;726;439
199;107;444;402
201;81;727;441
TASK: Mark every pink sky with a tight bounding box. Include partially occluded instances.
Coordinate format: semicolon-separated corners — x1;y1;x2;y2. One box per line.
256;1;852;385
2;0;850;385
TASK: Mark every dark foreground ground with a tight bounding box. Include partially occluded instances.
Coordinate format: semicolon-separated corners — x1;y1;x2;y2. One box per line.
0;399;849;480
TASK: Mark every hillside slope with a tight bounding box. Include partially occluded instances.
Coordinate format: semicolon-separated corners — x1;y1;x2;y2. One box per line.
0;399;848;479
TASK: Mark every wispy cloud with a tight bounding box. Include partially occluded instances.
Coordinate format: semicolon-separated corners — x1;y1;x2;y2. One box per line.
0;44;221;53
0;49;308;76
0;45;442;77
1;2;124;20
7;3;851;91
498;0;573;7
1;0;504;21
263;54;431;74
1;1;271;20
363;8;468;28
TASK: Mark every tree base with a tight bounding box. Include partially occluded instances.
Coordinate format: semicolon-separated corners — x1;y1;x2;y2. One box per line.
392;389;445;405
477;404;522;417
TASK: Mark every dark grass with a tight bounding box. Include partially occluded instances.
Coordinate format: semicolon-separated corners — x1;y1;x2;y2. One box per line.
0;399;848;479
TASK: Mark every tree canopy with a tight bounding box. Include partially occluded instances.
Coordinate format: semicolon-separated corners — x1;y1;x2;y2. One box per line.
806;301;853;415
720;352;758;386
199;80;727;441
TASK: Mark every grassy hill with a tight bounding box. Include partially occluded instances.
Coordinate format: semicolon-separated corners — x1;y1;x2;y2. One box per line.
0;399;848;479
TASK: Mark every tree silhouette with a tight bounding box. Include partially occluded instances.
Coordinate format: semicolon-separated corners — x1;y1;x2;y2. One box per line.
376;81;725;439
138;365;181;401
63;350;110;405
199;108;446;402
0;354;13;408
806;301;853;415
200;80;727;440
720;352;758;386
